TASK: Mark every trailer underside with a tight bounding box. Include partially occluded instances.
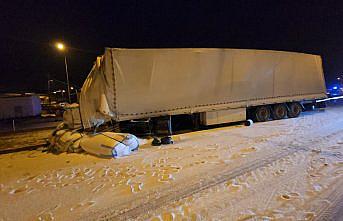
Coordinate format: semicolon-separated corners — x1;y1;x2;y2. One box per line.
117;98;326;143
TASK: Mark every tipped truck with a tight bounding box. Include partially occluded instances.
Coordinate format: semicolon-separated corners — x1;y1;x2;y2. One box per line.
79;48;327;135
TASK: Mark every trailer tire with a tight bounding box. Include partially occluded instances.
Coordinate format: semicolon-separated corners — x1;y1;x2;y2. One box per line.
244;119;254;126
161;136;174;145
272;104;287;120
255;106;271;122
152;137;162;146
287;102;302;118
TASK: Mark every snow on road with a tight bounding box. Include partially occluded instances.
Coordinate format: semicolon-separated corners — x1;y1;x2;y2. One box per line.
0;105;343;221
0;129;51;151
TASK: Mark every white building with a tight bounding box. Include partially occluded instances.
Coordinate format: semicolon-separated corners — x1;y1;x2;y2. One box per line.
0;94;41;120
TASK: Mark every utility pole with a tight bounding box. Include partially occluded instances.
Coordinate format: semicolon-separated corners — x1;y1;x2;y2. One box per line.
55;42;71;103
64;55;71;103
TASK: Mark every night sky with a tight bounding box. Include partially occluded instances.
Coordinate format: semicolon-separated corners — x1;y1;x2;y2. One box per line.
1;1;343;93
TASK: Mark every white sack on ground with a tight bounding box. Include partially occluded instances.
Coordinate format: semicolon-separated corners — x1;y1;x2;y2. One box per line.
79;132;139;158
48;122;139;157
63;103;82;129
58;131;83;153
48;126;83;153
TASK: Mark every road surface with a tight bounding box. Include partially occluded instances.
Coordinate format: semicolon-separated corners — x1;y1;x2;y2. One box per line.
0;104;343;220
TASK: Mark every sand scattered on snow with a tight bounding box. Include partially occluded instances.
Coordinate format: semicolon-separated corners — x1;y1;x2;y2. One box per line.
0;106;343;220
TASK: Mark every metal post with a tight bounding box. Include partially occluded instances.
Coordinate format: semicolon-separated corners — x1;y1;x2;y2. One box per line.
12;120;15;132
64;55;71;103
47;79;51;104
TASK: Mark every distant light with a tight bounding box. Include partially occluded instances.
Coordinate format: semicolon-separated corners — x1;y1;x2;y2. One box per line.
70;86;74;90
317;95;343;103
56;42;65;51
53;91;57;94
338;77;341;80
62;90;66;92
333;86;338;90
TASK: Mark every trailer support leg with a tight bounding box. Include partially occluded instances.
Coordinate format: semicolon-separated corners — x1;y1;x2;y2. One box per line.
152;116;174;145
161;115;173;144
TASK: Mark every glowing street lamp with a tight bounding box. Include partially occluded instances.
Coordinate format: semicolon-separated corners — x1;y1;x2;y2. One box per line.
56;42;65;51
55;42;71;103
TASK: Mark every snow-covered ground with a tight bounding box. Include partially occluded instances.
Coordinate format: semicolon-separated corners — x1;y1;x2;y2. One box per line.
0;129;51;152
1;105;343;221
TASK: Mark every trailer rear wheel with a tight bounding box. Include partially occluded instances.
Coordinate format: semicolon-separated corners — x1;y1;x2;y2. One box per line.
272;104;287;120
255;106;271;122
287;102;302;118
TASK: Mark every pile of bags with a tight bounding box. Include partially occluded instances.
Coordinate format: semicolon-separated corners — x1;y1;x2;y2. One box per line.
47;104;139;158
48;123;83;153
48;123;139;158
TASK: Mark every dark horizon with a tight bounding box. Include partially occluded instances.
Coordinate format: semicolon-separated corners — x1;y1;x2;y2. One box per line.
1;1;343;93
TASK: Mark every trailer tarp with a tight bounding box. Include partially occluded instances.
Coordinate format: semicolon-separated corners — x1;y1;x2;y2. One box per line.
80;48;326;129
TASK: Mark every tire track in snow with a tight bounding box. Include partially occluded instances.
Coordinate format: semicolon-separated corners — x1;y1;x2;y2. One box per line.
83;119;343;221
313;178;343;221
95;129;343;221
95;148;303;220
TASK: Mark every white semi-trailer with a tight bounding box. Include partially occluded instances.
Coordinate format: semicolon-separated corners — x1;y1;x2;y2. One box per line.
79;48;326;138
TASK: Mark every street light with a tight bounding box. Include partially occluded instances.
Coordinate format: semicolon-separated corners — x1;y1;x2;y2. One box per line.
56;42;65;50
47;79;53;104
55;42;71;103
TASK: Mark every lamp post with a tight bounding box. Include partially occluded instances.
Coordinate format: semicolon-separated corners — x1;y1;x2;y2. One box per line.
55;42;71;103
47;79;53;104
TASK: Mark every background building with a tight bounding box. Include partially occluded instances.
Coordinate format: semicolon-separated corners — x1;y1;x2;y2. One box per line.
0;93;41;120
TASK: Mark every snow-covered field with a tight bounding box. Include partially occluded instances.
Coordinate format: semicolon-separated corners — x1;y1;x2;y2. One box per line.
0;129;51;152
1;105;343;221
